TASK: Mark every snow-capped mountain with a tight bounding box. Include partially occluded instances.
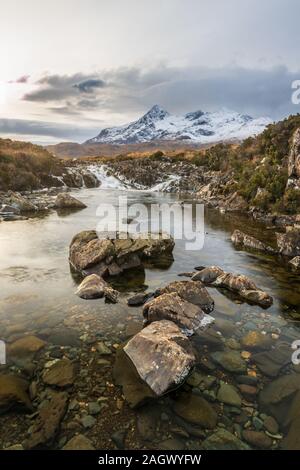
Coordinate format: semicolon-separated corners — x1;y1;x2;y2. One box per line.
85;105;271;145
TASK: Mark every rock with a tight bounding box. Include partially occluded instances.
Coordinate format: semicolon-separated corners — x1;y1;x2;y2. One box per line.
96;342;111;355
0;204;20;215
81;415;96;429
75;273;118;302
143;292;214;334
48;328;80;347
263;416;279;435
137;407;157;441
42;359;75;388
214;318;236;337
173;392;217;429
113;347;155;408
54;193;87;209
236;375;258;386
127;292;152;306
202;429;250;450
231;230;276;254
289;256;300;270
158;438;185;450
237;384;257;400
63;434;95;450
155;280;214;314
242;430;272;449
111;430;126;449
88;402;101;415
223;191;248;212
0;375;32;411
82;171;100;188
8;335;46;357
124;321;195;396
191;266;224;284
277;229;300;257
282;416;300;450
217;382;242;407
4;444;24;450
211;350;246;374
252;343;291;377
5;192;37;212
24;392;68;449
260;374;300;410
213;272;273;308
241;331;273;351
69;230;174;276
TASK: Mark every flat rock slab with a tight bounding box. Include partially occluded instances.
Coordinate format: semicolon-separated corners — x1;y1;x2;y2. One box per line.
54;193;87;209
211;350;247;374
24;392;68;449
124;320;196;396
155;280;214;314
42;359;75;388
8;335;46;357
143;292;214;335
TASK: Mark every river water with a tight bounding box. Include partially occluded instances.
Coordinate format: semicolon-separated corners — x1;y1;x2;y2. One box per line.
0;186;300;449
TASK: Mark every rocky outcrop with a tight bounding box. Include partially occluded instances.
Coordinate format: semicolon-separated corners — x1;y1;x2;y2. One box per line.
287;128;300;189
4;191;37;212
123;320;196;396
277;229;300;257
231;229;276;254
69;231;174;278
143;292;214;334
222;191;248;212
155;280;214;314
54;193;87;209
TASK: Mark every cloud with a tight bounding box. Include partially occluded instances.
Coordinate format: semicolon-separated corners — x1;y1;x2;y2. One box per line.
74;79;105;93
9;75;30;84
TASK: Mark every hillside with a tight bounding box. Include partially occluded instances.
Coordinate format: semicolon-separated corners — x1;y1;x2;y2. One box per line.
0;138;65;192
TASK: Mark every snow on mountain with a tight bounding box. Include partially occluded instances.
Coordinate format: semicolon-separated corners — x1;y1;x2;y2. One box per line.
85;104;271;145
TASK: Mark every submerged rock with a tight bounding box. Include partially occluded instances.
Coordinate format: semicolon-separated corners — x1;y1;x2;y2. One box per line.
155;280;214;314
54;192;87;209
242;430;272;449
173;392;217;429
63;434;95;450
42;359;75;388
124;320;195;396
202;429;250;450
217;381;242;407
241;331;273;351
211;350;247;374
0;375;32;412
143;292;214;334
24;392;68;449
231;229;276;254
191;266;224;284
127;292;153;306
8;335;46;357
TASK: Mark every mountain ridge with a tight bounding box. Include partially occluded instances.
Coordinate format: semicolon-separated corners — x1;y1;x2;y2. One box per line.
85;104;271;145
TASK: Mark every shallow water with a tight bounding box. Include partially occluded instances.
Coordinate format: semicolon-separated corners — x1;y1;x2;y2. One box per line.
0;187;300;449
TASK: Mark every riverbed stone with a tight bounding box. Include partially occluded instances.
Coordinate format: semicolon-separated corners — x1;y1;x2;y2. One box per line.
127;292;152;306
63;434;95;450
0;375;32;412
252;343;291;377
124;320;195;396
202;429;250;450
260;374;300;412
173;392;217;429
143;292;214;334
8;335;46;358
191;266;224;284
217;382;242;407
242;430;273;449
155;280;214;314
42;359;75;388
241;331;273;351
211;350;247;374
231;229;275;254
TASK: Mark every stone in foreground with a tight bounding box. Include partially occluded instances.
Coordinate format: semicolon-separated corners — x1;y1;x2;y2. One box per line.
124;320;195;396
63;434;95;450
75;273;119;302
143;292;214;334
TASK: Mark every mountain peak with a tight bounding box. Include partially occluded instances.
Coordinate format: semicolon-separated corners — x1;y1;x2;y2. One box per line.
85;107;271;145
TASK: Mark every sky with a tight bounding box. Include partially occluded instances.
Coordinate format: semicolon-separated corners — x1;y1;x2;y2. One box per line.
1;0;300;144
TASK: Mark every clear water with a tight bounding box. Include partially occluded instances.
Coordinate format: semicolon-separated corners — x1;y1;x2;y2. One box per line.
0;187;300;449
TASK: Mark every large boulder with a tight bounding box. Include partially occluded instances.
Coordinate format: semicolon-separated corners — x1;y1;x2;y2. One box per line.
192;266;224;284
277;229;300;257
155;280;214;314
173;392;217;429
0;375;32;412
124;320;196;396
82;171;100;188
69;231;174;277
54;193;87;209
231;229;276;254
143;292;214;334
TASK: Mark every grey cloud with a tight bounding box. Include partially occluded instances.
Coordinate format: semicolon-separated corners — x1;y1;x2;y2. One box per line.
9;75;30;84
74;79;105;93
